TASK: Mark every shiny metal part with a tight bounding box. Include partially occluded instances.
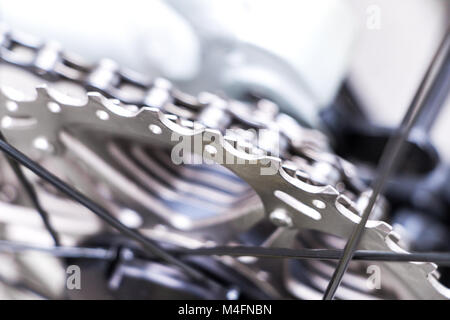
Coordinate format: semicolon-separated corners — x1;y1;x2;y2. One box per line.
0;27;448;299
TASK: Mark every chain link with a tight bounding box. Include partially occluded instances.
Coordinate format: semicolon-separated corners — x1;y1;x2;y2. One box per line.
0;25;369;205
2;26;446;299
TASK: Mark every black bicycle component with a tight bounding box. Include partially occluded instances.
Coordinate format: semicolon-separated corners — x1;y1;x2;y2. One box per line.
0;132;223;291
66;235;265;300
321;84;439;176
0;131;60;246
323;27;450;300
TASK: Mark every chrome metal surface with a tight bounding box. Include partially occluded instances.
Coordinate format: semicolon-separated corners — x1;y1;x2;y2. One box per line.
0;27;448;299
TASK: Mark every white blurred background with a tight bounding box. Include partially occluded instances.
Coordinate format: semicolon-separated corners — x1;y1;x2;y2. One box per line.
0;0;449;157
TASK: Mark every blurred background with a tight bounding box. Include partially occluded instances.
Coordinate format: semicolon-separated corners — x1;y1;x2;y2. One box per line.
0;0;449;300
1;0;448;157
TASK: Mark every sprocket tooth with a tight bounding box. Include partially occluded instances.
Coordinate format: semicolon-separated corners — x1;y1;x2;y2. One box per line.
0;29;448;299
87;91;106;106
35;85;53;102
281;163;296;176
373;221;392;236
422;262;438;275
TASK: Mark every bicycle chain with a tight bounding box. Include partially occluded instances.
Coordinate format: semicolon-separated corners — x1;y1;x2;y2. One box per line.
0;26;448;299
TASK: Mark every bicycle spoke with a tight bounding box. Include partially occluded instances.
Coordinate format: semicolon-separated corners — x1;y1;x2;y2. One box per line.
1;239;450;266
323;26;450;300
0;132;60;246
0;134;223;291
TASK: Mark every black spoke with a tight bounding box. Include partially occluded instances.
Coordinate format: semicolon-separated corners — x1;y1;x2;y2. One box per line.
0;29;449;299
0;133;222;292
1;123;450;298
1;239;450;266
174;246;450;266
0;132;60;246
323;27;450;300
